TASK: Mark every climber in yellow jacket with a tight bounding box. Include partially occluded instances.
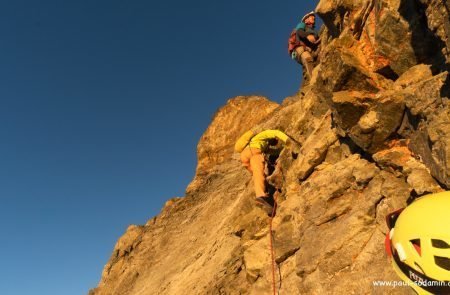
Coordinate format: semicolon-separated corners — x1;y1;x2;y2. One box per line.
238;130;290;212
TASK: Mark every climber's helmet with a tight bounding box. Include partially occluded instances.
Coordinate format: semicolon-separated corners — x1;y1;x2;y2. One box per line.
385;191;450;295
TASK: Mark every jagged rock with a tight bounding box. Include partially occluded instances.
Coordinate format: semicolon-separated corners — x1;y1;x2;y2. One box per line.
395;68;450;187
316;0;419;78
286;111;338;181
316;0;374;39
243;236;272;282
407;168;443;195
408;111;450;187
286;155;410;294
373;142;443;195
422;0;450;77
403;72;447;116
318;35;390;95
393;64;433;90
373;142;415;171
94;225;144;294
91;0;449;294
397;0;449;71
110;225;144;262
316;0;450;183
371;0;418;76
330;90;405;152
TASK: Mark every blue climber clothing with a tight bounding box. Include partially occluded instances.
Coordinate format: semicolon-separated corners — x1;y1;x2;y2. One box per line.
290;22;319;62
295;22;318;47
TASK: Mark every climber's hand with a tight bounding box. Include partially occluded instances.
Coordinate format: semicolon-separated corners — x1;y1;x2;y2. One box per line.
307;34;316;44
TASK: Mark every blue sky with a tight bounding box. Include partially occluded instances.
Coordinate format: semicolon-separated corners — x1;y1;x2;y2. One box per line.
0;1;318;294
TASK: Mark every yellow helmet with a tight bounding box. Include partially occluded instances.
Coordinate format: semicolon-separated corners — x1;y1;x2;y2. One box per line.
385;191;450;294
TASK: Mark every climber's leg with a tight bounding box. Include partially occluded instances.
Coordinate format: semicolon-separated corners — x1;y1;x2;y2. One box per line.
249;152;266;197
300;50;314;79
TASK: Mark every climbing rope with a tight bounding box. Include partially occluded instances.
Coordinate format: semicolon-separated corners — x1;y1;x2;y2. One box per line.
267;157;286;295
269;197;278;295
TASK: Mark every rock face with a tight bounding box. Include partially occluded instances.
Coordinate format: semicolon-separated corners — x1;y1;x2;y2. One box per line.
90;0;449;294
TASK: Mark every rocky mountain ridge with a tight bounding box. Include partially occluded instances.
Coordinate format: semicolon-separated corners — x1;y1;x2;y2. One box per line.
90;0;449;294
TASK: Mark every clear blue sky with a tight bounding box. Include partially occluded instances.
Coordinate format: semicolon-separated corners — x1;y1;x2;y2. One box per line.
0;1;318;294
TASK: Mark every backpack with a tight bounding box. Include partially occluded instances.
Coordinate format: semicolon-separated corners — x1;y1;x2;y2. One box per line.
234;130;255;153
288;29;299;55
288;23;307;55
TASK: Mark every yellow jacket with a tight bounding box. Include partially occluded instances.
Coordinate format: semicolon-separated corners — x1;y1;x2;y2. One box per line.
248;130;289;151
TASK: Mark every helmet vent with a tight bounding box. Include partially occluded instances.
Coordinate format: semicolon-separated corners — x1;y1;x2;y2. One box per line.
410;239;422;256
434;256;450;271
432;239;450;249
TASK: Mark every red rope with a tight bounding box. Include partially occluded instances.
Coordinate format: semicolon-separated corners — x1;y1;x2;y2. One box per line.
269;199;277;295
